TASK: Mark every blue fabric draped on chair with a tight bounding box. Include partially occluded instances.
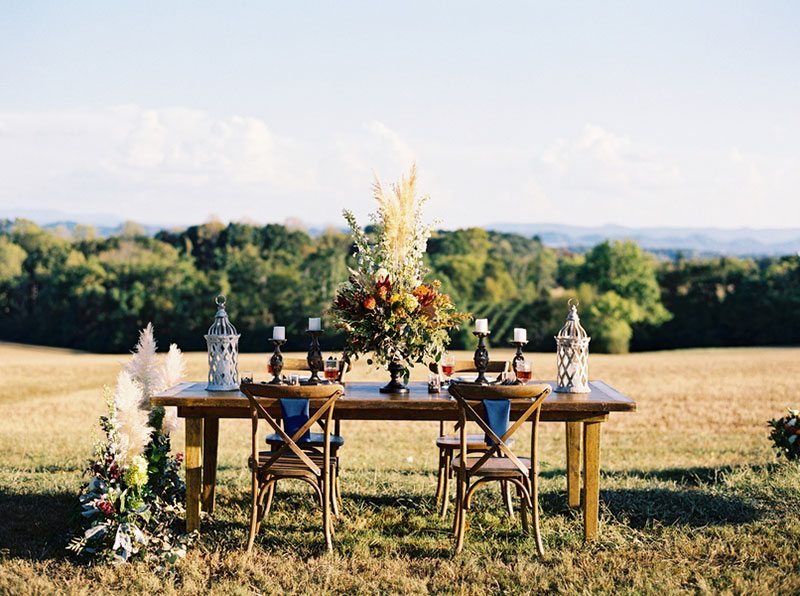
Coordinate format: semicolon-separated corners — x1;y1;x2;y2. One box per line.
483;399;510;445
279;398;311;442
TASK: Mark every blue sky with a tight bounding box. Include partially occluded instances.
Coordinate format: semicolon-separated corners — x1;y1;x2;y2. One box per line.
1;1;798;229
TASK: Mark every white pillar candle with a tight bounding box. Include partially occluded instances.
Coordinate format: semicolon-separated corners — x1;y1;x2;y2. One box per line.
272;326;286;340
475;318;489;334
308;317;321;331
513;328;527;342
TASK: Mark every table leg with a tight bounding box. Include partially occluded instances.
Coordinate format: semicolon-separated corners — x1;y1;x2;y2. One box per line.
202;417;219;513
565;421;582;509
582;420;601;540
185;417;203;533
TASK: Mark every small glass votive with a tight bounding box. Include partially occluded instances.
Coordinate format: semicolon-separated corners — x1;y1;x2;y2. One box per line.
242;370;254;383
428;373;441;393
288;373;300;386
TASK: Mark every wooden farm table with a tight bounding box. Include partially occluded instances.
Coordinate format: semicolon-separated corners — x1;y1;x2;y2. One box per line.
152;380;635;540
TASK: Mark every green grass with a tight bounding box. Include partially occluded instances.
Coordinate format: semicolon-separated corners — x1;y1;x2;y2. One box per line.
1;343;799;594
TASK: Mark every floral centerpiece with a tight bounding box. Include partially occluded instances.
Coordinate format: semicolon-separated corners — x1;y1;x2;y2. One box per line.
769;408;800;461
332;165;468;393
68;324;194;564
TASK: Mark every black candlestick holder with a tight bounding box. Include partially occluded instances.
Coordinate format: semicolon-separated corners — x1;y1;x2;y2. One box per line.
268;339;286;384
306;330;324;384
511;340;528;384
473;331;490;385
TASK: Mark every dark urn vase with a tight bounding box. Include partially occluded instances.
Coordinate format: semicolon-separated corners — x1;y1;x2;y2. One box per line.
380;358;410;394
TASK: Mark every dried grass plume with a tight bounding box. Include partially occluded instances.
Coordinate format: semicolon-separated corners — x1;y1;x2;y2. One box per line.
113;371;152;464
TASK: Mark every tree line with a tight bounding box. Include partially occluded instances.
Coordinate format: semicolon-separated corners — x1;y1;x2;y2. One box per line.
0;218;797;354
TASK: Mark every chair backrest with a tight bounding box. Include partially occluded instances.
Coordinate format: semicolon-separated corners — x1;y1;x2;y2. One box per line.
240;382;345;477
448;382;552;476
280;357;350;382
429;359;510;375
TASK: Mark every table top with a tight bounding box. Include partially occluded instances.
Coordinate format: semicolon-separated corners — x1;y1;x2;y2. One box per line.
152;380;635;421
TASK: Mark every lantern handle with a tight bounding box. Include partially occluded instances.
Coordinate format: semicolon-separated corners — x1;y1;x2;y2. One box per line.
568;298;579;308
216;294;226;307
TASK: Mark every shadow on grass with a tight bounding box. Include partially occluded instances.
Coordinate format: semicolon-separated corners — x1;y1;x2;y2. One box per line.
541;463;775;487
602;487;761;527
136;463;770;558
0;489;75;560
601;463;775;487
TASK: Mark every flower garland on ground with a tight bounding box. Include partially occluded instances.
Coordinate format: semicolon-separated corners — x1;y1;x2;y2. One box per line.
769;408;800;461
332;165;469;376
68;324;194;564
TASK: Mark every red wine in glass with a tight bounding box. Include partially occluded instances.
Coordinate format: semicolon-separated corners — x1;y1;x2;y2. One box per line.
324;367;338;381
516;369;533;382
442;364;454;377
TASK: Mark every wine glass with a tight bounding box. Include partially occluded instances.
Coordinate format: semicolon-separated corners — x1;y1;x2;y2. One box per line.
324;357;339;383
241;370;254;383
441;353;455;385
516;360;532;383
428;372;441;393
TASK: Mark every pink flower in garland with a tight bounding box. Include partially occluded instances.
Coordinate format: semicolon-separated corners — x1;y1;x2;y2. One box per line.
97;499;116;517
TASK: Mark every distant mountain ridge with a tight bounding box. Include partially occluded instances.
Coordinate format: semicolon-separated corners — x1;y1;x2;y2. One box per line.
488;223;800;257
2;209;799;257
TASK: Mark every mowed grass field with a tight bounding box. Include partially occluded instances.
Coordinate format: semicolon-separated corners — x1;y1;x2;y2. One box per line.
1;343;799;594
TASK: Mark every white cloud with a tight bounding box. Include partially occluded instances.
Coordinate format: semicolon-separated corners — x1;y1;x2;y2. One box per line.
0;109;798;229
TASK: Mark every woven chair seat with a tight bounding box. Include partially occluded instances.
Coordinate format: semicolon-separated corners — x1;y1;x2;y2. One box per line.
251;451;338;479
451;455;531;477
265;432;344;448
435;434;514;449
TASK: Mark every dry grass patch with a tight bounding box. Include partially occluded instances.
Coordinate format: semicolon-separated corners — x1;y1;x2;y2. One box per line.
1;343;799;594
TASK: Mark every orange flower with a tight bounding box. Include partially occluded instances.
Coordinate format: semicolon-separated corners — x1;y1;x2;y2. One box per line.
363;295;377;310
413;284;436;307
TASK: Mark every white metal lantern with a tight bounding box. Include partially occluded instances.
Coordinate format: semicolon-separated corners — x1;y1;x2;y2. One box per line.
554;299;591;393
205;295;240;391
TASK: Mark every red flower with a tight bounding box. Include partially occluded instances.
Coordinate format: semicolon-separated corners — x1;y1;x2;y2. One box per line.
175;452;185;464
413;284;436;307
98;499;115;517
363;295;377;310
376;278;391;301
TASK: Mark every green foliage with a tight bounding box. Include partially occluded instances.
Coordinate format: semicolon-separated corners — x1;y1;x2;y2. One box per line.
3;218;800;354
579;240;670;326
0;237;26;283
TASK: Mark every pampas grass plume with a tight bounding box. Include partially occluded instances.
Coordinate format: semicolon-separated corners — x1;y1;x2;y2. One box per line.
114;371;152;464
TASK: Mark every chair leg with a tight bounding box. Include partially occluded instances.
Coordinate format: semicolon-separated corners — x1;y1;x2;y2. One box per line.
263;480;275;521
531;463;544;556
501;480;514;518
518;483;529;534
452;468;462;536
454;472;467;554
246;475;260;552
335;471;344;518
323;471;333;552
440;449;452;518
434;447;446;505
331;464;341;519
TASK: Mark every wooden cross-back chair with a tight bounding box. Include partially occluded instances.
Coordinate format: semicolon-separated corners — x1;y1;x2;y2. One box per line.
448;382;552;555
264;357;349;517
429;359;512;517
240;382;345;552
